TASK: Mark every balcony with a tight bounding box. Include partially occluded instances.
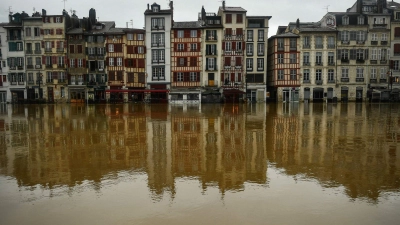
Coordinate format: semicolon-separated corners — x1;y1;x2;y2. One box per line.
371;41;378;45
303;62;310;66
46;64;53;68
356;40;365;45
223;34;244;41
69;80;86;85
341;40;350;45
206;36;218;41
57;64;66;69
290;47;297;51
303;45;310;49
9;67;16;70
7;36;22;41
97;55;105;60
327;80;335;84
381;41;388;45
45;48;52;53
341;58;349;63
204;80;218;87
356;78;364;82
370;60;378;64
56;48;64;53
28;80;35;85
315;80;323;85
151;25;165;31
151;43;165;47
380;79;387;83
26;50;33;54
315;62;323;66
315;44;323;49
373;23;387;28
35;65;42;69
35;50;42;54
27;65;34;69
17;66;23;70
380;60;387;64
303;80;310;83
341;78;349;82
205;66;218;71
206;50;218;56
327;44;335;49
370;79;377;83
328;62;335;66
88;55;96;60
356;59;365;64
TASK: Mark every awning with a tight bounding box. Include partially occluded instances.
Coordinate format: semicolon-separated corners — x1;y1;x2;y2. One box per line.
223;89;245;94
202;90;221;95
105;89;169;93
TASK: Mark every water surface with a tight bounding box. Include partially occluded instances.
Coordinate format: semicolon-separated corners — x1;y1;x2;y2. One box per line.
0;103;399;225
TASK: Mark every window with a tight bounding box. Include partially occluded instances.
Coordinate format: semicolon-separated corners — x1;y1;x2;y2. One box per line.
257;58;264;71
177;72;184;81
178;30;184;38
137;46;144;54
356;67;364;78
190;57;197;66
151;33;165;47
303;52;310;64
97;36;104;42
35;57;40;65
358;16;364;25
328;36;335;48
108;44;115;53
290;38;297;49
380;67;387;79
278;70;284;80
341;31;349;42
88;36;94;42
117;58;122;66
207;58;216;70
34;27;40;36
97;47;105;55
153;6;159;12
225;42;232;52
44;29;51;35
303;36;310;48
356;49;364;60
206;30;217;40
328;52;334;65
77;59;83;67
58;56;64;66
236;14;243;23
371;33;378;41
303;69;310;82
226;14;232;23
371;67;377;79
178;57;186;67
70;59;75;68
137;34;144;40
257;43;264;55
381;33;388;41
290;53;296;63
341;49;349;60
56;17;61;23
342;16;349;25
25;27;31;37
98;60;104;70
190;43;197;52
152;67;165;80
246;58;253;71
356;31;365;42
278;54;284;64
316;52;322;65
190;30;197;37
88;47;95;55
17;43;23;51
342;68;349;78
206;44;216;55
151;18;165;30
127;33;133;40
258;30;264;41
247;30;253;41
316;69;322;81
328;69;334;82
278;38;284;50
393;61;400;71
109;58;114;66
177;43;185;51
190;72;197;81
246;43;253;55
315;36;323;48
290;70;297;80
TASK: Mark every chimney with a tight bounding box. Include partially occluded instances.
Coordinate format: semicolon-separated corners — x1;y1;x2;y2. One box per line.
147;4;149;10
296;18;300;28
223;1;226;10
42;9;47;16
357;0;362;13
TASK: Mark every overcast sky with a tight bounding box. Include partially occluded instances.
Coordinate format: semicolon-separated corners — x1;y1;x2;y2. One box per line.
1;0;355;36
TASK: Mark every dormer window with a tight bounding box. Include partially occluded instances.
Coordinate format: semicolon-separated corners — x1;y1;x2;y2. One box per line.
342;16;349;25
358;16;364;25
153;6;159;12
396;12;400;20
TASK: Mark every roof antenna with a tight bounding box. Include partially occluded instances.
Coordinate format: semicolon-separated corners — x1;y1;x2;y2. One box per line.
7;6;13;15
323;5;330;13
61;0;67;10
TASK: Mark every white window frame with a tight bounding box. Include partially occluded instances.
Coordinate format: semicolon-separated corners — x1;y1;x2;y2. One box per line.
109;58;114;66
190;30;197;37
117;58;122;66
108;44;114;52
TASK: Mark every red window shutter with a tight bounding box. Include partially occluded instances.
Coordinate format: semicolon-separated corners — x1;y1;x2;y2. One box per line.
236;28;243;36
232;42;236;50
64;41;67;48
138;59;145;68
52;56;57;64
127;46;133;54
40;29;44;35
225;57;231;66
106;57;109;65
60;17;63;23
53;72;58;79
134;46;138;54
50;29;54;35
184;30;190;38
65;57;68;66
41;41;45;48
231;73;235;81
143;46;146;54
51;41;55;48
222;42;225;50
198;30;201;38
184;73;189;81
75;59;78;67
236;57;242;66
238;73;242;82
53;17;56;23
133;59;137;67
83;59;86;68
42;56;46;64
56;41;60;49
125;59;128;67
173;73;177;81
226;28;232;35
198;42;201;52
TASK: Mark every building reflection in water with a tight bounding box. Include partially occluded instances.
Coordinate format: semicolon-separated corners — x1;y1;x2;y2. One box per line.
0;103;399;203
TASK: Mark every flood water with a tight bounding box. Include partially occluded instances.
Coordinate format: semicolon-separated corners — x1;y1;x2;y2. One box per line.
0;103;399;225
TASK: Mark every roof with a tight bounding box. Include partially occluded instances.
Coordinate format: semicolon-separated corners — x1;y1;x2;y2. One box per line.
269;32;299;39
299;27;337;32
219;6;247;12
173;21;201;29
246;16;272;19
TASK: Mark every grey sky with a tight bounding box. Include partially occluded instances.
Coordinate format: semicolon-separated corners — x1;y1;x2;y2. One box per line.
0;0;354;36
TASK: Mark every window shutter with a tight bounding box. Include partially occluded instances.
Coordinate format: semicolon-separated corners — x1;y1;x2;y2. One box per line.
236;57;241;66
391;60;394;69
51;41;55;48
50;29;54;35
338;31;341;41
173;72;177;81
41;41;45;48
232;42;236;50
40;29;44;35
60;16;63;23
231;73;235;81
42;56;46;64
56;41;60;49
143;46;146;54
238;73;242;82
85;47;88;54
75;59;78;67
53;17;56;23
337;49;341;59
222;42;225;50
52;56;57;64
350;49;356;60
365;49;368;59
65;57;69;66
64;41;67;49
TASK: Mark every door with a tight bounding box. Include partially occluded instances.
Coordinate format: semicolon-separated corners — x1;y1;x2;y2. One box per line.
0;92;6;103
283;90;290;102
208;73;215;86
48;87;54;102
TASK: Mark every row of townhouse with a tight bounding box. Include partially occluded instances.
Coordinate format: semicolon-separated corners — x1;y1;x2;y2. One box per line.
268;0;400;102
0;1;270;104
